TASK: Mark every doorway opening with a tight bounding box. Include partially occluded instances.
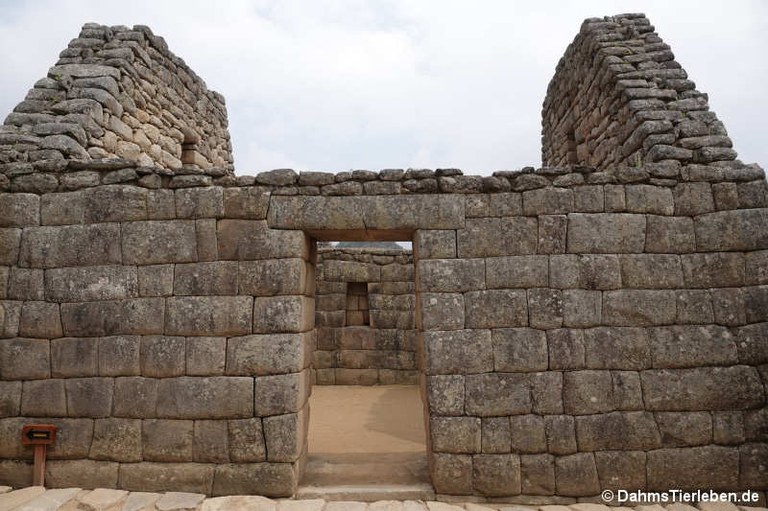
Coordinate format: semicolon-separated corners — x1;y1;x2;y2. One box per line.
301;236;430;498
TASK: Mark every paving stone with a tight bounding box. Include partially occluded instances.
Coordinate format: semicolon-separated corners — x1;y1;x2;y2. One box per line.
204;495;278;511
12;488;81;511
121;492;160;511
0;487;47;511
78;488;128;511
155;492;206;511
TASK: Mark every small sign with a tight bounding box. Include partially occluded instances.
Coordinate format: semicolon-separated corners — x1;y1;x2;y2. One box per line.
21;424;57;445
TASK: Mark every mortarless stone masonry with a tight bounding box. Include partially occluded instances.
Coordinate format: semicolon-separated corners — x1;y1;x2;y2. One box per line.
0;13;767;501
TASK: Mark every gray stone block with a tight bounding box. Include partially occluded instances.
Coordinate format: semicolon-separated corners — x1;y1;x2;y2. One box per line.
427;375;465;416
745;285;768;323
562;289;601;328
682;252;745;288
253;296;313;334
746;250;768;285
186;336;226;376
113;377;158;418
492;328;547;372
0;337;49;379
457;218;506;258
142;419;194;462
65;377;113;417
619;254;683;288
500;217;538;255
735;323;768;365
431;416;481;453
547;329;585;370
0;193;39;227
528;288;564;329
576;411;662;451
98;335;140;376
649;325;738;368
0;381;21;417
254;371;309;416
488;192;523;216
147;190;176;220
41;185;148;225
713;411;745;445
521;453;555;495
157;376;254;419
175;187;224;218
466;373;531;416
419;259;485;292
89;418;142;461
563;370;614;415
121;220;198;265
694;209;768;252
415;230;457;259
228;333;308;377
473;453;521;496
482;417;511;453
603;290;676;326
674;182;715;215
19;301;62;338
530;371;564;414
424;329;492;374
645;215;695;253
223;187;270;219
212;463;296;497
676;289;714;324
119;462;213;494
554;453;599;496
228;418;266;462
430;453;472;495
137;264;174;296
21;379;66;416
625;184;673;214
583;327;651;370
465;289;528;328
46;460;119;489
594;451;646;491
0;229;20;266
61;298;165;336
141;335;185;377
537;215;567;254
508;414;546;454
51;337;98;377
647;446;738;490
420;293;464;330
711;288;747;326
264;409;306;462
46;265;138;302
19;224;121;268
174;261;238;295
567;213;646;253
739;443;768;489
166;296;252;336
239;259;307;296
611;371;644;411
549;254;621;290
217;220;308;260
486;256;548;289
194;420;229;463
655;411;712;447
7;268;43;300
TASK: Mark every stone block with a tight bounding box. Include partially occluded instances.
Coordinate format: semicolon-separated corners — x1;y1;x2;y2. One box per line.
121;220;197;265
527;288;563;329
0;229;20;266
0;193;39;227
537;215;567;254
492;328;547;372
196;219;219;261
563;370;613;415
644;215;695;253
736;323;768;365
98;335;140;376
573;186;604;213
746;250;768;285
0;337;50;379
119;462;213;494
61;298;165;336
254;371;308;416
147;189;176;220
186;337;226;376
649;325;738;368
218;220;308;260
744;408;768;441
530;371;564;414
239;259;307;296
65;377;113;417
41;185;148;225
427;375;465;416
523;187;573;215
381;263;413;282
157;377;254;419
624;184;673;214
674;182;715;215
655;411;712;447
212;463;296;497
89;418;142;461
485;256;548;289
583;327;651;370
594;451;646;491
473;453;521;496
228;418;266;462
194;420;229;463
466;373;531;416
322;259;380;282
418;259;485;292
740;443;768;489
712;411;745;445
457;218;506;258
567;213;646;253
641;367;764;411
603;290;676;326
0;418;27;458
20;224;121;268
264;409;306;462
576;411;662;451
562;289;601;328
520;454;555;495
694;209;768;252
142;419;194;462
431;453;472;495
682;252;745;288
549;254;621;290
7;268;43;300
481;417;511;453
547;329;585;370
46;460;119;489
619;254;683;289
113;377;158;418
51;337;98;377
0;381;21;417
173;261;238;295
415;230;456;259
19;301;61;338
554;453;600;497
647;446;739;490
676;289;714;324
253;296;313;333
424;329;492;374
45;265;138;302
710;288;747;326
431;416;481;453
141;335;185;377
611;371;644;411
175;187;224;218
21;379;66;416
465;289;528;328
166;296;252;336
500;217;538;255
420;293;464;330
745;285;768;323
223;186;271;219
137;264;174;296
508;415;546;454
489;192;523;216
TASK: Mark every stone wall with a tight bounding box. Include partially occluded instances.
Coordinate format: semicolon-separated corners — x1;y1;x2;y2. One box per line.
0;12;767;501
1;22;232;194
313;247;417;385
542;13;736;170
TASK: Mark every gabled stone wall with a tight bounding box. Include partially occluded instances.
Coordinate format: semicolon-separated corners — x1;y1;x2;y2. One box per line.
314;247;417;385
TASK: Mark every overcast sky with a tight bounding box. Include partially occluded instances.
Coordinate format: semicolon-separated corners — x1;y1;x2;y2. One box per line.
1;0;766;175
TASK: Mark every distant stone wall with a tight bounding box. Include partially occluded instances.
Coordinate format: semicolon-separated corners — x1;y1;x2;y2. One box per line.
543;13;737;170
314;247;417;385
0;22;232;193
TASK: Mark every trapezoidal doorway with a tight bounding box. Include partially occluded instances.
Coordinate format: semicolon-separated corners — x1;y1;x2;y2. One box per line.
299;236;431;500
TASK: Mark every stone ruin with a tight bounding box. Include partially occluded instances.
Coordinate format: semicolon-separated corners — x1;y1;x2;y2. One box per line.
0;12;766;500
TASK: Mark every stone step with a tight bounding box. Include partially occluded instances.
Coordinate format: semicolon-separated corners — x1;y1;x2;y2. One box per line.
296;484;436;502
301;453;430;487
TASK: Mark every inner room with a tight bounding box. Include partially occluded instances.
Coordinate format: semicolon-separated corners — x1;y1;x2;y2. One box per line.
302;237;430;496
